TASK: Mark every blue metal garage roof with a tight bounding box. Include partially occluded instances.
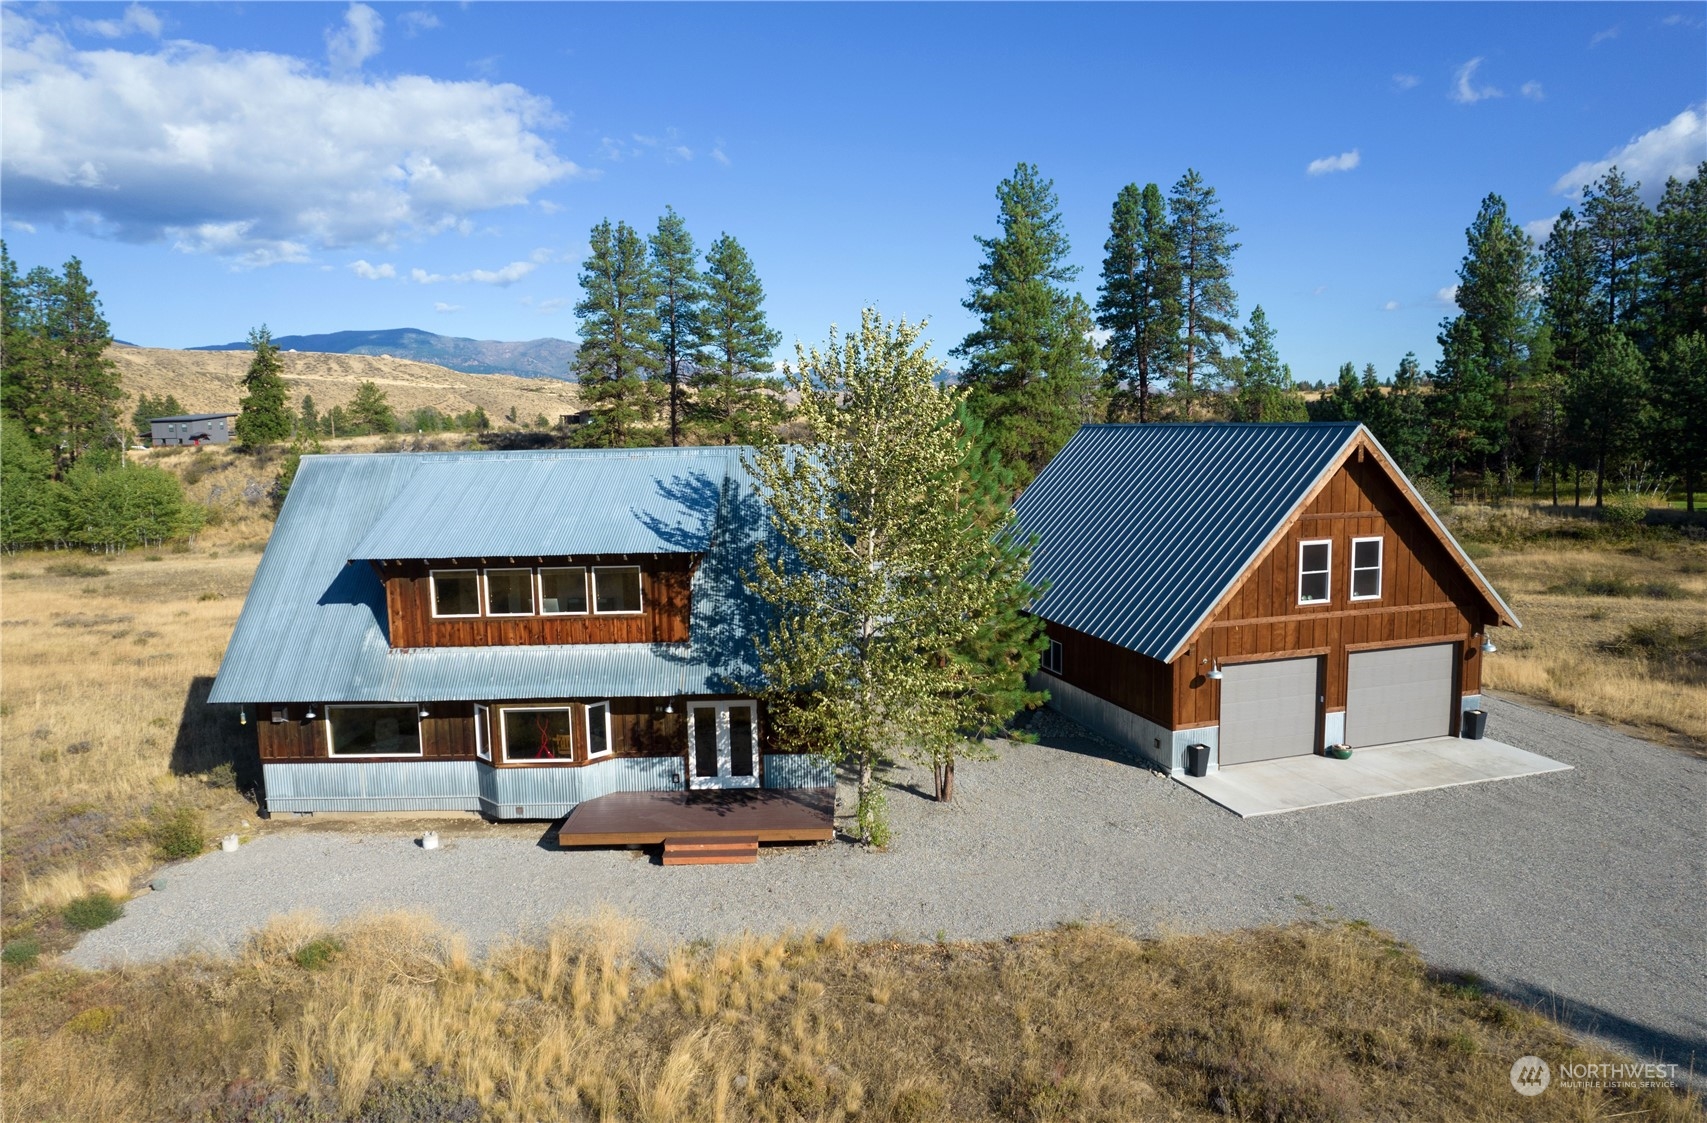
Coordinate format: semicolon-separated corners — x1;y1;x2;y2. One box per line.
1016;422;1357;662
208;447;768;704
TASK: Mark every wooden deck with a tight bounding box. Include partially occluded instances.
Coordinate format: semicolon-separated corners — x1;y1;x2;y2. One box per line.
557;788;836;848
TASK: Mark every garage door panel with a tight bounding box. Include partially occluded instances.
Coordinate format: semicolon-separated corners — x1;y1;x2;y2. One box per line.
1346;644;1454;748
1219;657;1319;766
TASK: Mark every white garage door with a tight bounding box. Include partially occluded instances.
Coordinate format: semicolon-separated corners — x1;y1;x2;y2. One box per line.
1345;643;1455;748
1219;657;1320;766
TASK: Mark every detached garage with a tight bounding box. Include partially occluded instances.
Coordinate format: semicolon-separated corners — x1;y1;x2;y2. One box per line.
1012;422;1520;779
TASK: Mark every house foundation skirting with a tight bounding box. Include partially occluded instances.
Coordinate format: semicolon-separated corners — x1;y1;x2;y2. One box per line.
1035;675;1215;775
262;761;482;813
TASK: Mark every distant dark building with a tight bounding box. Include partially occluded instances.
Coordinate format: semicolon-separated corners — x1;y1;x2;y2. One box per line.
150;413;237;446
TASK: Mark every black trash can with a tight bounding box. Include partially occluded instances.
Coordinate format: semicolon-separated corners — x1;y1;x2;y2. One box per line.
1462;709;1488;740
1187;743;1211;777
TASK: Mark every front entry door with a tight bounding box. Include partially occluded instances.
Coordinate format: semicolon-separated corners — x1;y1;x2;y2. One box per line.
687;702;760;789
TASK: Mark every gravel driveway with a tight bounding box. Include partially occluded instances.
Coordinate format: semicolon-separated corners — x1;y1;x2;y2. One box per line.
71;696;1706;1068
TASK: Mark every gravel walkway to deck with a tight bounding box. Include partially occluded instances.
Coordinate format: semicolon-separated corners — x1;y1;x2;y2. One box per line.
69;696;1706;1069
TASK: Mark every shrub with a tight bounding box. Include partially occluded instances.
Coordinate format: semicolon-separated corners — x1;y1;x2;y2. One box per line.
64;1007;117;1036
2;938;42;968
294;936;343;971
63;892;124;931
152;806;206;859
45;560;109;578
1546;574;1686;599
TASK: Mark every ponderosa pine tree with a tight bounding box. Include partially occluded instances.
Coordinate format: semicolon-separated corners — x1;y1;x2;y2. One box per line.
573;219;663;448
1453;193;1538;491
235;325;292;447
747;311;1043;843
1372;353;1430;478
1580;167;1655;333
1651;332;1706;511
953;163;1097;483
1227;306;1305;422
1565;329;1649;507
348;380;396;434
650;207;704;447
1653;163;1707;347
692;233;781;446
1167;169;1240;416
132;392;185;437
1312;362;1361;422
1095;182;1180;422
1428;317;1501;494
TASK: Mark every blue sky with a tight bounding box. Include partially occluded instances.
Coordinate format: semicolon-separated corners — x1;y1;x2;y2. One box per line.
3;2;1703;382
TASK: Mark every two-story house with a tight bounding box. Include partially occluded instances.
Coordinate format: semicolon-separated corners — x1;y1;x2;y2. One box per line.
208;447;832;827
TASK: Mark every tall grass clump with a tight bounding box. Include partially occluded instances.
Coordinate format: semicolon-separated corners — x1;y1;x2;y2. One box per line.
62;892;124;931
150;806;205;859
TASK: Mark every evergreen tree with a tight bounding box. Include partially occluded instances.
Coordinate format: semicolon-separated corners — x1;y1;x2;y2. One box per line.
132;393;186;436
1650;332;1706;512
235;325;292;447
1314;361;1361;422
1369;353;1429;477
1565;330;1649;507
298;394;320;436
1428;317;1501;492
1095;183;1180;422
1167;169;1241;415
349;381;396;433
1227;306;1306;422
1453;194;1538;490
748;311;1044;843
1653;163;1707;346
953;163;1098;483
0;417;65;549
572;219;662;448
650;207;704;446
692;233;781;446
1541;209;1597;374
1580;167;1655;333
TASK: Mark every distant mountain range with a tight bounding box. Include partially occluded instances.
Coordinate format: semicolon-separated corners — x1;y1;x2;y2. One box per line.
191;328;577;381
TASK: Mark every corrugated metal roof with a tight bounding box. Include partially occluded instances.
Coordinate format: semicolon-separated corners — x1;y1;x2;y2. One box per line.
1012;423;1363;662
209;446;770;704
350;446;746;559
151;413;237;421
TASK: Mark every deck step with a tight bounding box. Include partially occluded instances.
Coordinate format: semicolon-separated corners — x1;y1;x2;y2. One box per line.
662;834;759;865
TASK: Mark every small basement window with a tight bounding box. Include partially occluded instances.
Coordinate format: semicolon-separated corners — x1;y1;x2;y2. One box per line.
431;569;481;617
592;566;643;614
1350;537;1383;600
500;706;574;763
485;569;535;616
1298;540;1332;604
585;701;611;759
326;705;422;757
539;567;588;614
1041;638;1063;675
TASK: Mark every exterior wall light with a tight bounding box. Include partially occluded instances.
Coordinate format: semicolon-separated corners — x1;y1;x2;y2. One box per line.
418;706;430;719
306;706;317;719
1480;636;1497;655
239;708;247;726
1207;661;1224;681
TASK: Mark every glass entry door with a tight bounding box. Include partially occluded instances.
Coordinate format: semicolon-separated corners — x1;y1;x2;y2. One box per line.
687;701;759;789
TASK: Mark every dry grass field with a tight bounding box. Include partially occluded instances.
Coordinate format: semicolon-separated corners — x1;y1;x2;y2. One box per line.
4;912;1697;1123
110;345;582;428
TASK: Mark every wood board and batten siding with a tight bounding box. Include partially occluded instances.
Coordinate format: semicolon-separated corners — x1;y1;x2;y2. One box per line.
376;556;693;648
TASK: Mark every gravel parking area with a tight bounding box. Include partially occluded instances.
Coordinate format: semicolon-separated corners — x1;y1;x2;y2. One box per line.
70;696;1705;1068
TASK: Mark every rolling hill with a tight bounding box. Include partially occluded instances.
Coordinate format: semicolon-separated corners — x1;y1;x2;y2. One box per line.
190;328;577;380
109;346;582;425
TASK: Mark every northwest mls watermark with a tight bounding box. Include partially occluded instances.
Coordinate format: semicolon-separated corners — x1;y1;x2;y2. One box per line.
1510;1055;1681;1095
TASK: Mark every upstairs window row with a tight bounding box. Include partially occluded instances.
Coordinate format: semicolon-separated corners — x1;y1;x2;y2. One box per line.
1297;536;1383;605
430;565;643;619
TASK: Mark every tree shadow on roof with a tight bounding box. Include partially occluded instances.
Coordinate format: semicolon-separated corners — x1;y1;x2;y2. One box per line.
316;560;390;643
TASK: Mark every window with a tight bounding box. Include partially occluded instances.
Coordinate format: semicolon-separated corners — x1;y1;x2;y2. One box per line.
500;707;574;763
485;569;535;616
1351;537;1383;600
1041;638;1064;675
431;569;481;617
326;705;421;757
539;567;588;614
474;703;491;762
592;566;643;614
1298;540;1332;604
585;701;611;758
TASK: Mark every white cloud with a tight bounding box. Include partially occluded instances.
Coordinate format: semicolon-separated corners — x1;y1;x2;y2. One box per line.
1663;13;1705;29
1520;80;1544;101
7;219;37;234
1589;26;1620;47
410;260;536;285
1306;148;1361;176
433;301;460;313
348;259;395;279
538;199;563;214
326;3;383;75
1524;215;1559;242
1552;104;1707;202
1312;284;1328;296
1383;300;1401;312
710;143;730;167
1451;57;1502;104
1392;73;1420;91
1435;285;1460;307
1;18;578;264
399;10;441;36
533;297;568;314
74;4;162;39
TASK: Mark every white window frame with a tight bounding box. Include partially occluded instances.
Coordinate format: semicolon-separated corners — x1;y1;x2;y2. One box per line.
1349;536;1384;601
323;704;424;759
585;700;613;760
538;566;590;616
429;568;482;619
497;705;576;766
1042;638;1063;675
1298;539;1333;605
474;703;491;762
483;567;537;617
591;565;644;615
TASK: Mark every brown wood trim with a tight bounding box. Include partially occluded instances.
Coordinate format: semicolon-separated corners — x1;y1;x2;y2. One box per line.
1204;600;1460;631
1216;646;1331;666
1342;634;1467;653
